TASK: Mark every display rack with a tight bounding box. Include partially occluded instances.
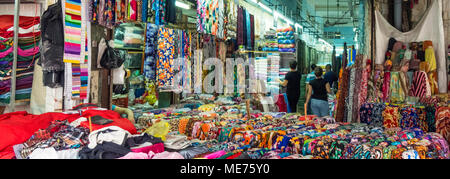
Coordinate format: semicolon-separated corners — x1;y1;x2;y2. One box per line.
0;0;45;111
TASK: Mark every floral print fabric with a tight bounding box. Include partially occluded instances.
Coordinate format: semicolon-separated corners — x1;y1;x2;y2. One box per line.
383;106;400;129
157;27;175;88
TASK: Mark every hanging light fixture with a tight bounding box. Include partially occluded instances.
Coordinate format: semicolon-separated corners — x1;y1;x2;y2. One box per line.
176;0;190;9
258;2;272;13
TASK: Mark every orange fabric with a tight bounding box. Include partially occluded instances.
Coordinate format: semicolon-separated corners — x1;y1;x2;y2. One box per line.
423;40;433;50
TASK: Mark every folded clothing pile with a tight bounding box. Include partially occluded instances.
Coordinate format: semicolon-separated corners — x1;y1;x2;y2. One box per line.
0;15;40;104
277;27;295;53
262;30;278;52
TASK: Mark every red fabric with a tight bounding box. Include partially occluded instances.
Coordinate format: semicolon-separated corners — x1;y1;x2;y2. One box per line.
77;110;137;135
0;31;41;39
0;111;73;159
0;110;136;159
0;15;40;31
226;152;242;159
275;94;287;112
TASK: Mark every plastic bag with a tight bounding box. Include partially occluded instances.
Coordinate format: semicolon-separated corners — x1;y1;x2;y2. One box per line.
144;120;169;141
100;41;125;69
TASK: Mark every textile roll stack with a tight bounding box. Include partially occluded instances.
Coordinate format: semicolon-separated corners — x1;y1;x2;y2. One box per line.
0;15;40;104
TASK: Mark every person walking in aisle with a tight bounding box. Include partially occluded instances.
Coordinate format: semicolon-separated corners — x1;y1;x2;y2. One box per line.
324;64;338;90
305;66;333;117
279;61;301;113
305;64;317;114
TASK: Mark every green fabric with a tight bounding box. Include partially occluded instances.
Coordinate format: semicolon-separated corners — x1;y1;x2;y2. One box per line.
65;15;82;25
0;53;40;62
297;74;307;115
217;152;235;159
0;93;31;104
0;42;39;53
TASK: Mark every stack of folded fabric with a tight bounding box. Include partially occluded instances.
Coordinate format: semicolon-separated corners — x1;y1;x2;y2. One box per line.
267;54;280;94
255;57;268;80
114;23;145;50
277;27;296;53
262;30;278;52
0;15;40;104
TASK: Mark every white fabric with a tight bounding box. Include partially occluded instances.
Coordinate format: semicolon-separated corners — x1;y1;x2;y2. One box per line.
6;24;40;33
87;126;130;149
375;0;448;93
28;148;81;159
69;117;88;127
112;64;126;84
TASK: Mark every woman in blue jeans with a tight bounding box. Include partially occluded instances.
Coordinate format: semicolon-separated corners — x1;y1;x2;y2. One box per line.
305;67;333;117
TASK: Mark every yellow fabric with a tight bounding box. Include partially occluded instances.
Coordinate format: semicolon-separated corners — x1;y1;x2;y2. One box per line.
425;47;437;72
144;121;170;141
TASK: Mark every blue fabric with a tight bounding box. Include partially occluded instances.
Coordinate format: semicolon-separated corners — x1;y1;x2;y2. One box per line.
144;23;158;80
311;98;329;117
142;0;148;22
283;93;291;113
245;11;251;50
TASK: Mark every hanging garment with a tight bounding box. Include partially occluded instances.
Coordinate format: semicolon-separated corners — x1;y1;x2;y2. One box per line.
39;0;64;72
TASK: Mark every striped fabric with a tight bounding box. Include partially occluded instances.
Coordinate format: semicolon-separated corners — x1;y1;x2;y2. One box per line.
409;71;428;98
63;0;83;64
63;0;89;100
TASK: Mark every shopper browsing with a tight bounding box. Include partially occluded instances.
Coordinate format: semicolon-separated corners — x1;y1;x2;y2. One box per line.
324;64;338;89
279;61;301;113
305;67;333;117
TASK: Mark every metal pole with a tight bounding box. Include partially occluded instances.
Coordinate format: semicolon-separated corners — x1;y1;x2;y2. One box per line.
10;0;21;112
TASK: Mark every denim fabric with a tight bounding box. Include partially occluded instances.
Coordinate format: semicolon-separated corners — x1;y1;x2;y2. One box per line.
311;98;329;117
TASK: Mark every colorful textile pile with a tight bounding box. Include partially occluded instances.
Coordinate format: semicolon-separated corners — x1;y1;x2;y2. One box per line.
134;102;449;159
276;27;295;53
0;15;40;104
261;30;278;52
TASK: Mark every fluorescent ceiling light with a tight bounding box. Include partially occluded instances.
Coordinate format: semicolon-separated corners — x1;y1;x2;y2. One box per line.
258;2;272;13
176;1;190;9
249;0;258;3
